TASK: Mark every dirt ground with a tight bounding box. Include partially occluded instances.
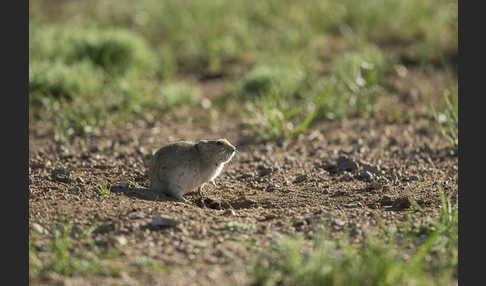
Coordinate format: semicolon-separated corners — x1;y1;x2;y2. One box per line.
29;71;458;286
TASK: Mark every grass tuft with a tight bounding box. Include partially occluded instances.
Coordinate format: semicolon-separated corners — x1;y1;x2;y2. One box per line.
99;182;112;196
431;89;458;148
239;46;385;140
30;25;158;75
249;187;458;286
29;222;123;279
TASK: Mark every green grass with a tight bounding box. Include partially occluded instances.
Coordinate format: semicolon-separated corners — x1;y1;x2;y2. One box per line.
29;220;174;280
29;26;158;75
29;24;200;139
30;0;457;70
238;46;386;140
29;0;457;139
99;182;112;196
29;60;105;102
249;187;457;286
29;25;200;140
29;222;124;279
430;89;458;148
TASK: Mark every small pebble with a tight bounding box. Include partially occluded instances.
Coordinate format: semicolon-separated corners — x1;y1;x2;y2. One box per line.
149;216;178;228
337;156;359;171
293;174;308;184
409;175;420;181
332;219;346;226
345;202;363;208
114;236;128;246
31;223;48;235
358;170;373;181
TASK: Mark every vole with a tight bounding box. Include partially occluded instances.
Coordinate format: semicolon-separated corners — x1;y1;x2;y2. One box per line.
148;138;237;203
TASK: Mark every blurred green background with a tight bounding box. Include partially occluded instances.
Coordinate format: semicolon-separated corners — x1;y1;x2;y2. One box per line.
29;0;458;140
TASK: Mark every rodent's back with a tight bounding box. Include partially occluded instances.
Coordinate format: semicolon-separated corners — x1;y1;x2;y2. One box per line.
149;142;199;184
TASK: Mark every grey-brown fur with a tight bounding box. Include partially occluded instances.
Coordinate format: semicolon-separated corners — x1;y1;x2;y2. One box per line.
148;138;236;203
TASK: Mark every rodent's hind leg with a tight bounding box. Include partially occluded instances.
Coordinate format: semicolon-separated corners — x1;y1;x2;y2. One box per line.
166;184;191;204
171;193;191;204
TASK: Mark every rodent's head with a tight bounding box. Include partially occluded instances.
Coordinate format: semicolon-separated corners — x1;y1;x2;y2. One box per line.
196;138;237;164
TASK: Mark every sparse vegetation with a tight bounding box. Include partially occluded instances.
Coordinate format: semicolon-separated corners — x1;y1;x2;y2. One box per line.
250;187;458;286
99;182;111;196
239;46;386;140
29;222;124;279
29;0;457;285
430;89;458;148
29;0;457;140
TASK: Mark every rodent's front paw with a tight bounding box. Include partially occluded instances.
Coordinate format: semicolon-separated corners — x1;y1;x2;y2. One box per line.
198;186;208;196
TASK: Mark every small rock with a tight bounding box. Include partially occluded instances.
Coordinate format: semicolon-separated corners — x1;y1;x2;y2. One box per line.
323;163;338;174
337;156;359;171
293;174;308;184
89;146;100;153
51;169;71;183
358;170;373;181
345;202;363;208
201;98;212;109
149;216;178;228
31;223;48;235
393;196;412;209
332;219;346;227
76;177;85;184
114;236;128;246
257;165;273;177
409;175;420;181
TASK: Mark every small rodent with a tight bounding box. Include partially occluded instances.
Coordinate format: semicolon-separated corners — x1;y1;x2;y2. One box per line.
148;138;237;203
